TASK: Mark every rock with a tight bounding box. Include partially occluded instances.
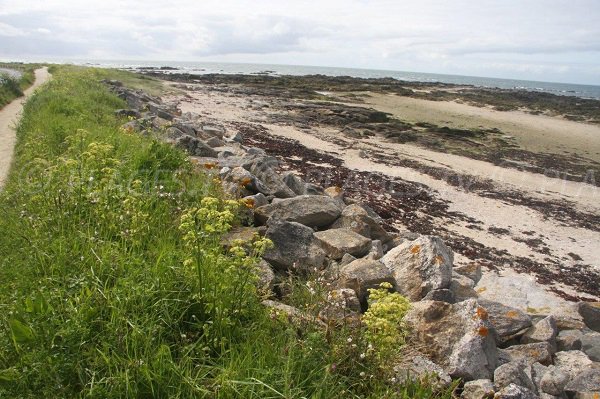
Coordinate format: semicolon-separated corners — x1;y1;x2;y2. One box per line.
339;259;395;305
340;253;357;267
262;300;325;327
282;172;306;195
578;302;600;332
226;131;243;143
423;289;455;303
394;356;452;389
114;109;141;118
494;362;536;392
531;362;549;393
171;121;197;136
146;102;178;120
323;186;346;208
303;183;324;196
498;342;555;366
331;204;390;244
175;135;218;157
521;316;558;350
366;239;384;260
450;272;479;302
553;315;587;332
318;289;361;326
254;195;342;228
221;226;262;249
205;137;226;148
381;236;453;301
314;228;372;260
564;369;600;398
539;366;570;396
553;351;595;380
580;332;600;362
455;263;483;285
248;161;296;198
256;260;275;291
202;124;225;138
121;120;142;132
404;299;498;380
165;126;187;139
493;384;538;399
242;193;269;209
262;220;326;272
557;329;583;352
478;300;533;344
461;379;495;399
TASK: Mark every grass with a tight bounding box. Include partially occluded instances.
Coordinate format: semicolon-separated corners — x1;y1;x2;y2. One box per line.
0;65;456;398
0;62;38;109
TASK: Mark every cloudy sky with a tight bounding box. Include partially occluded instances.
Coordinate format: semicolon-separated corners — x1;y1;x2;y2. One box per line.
1;0;599;84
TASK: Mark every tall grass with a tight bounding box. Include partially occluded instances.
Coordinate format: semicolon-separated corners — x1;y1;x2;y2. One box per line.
0;66;455;398
0;63;37;108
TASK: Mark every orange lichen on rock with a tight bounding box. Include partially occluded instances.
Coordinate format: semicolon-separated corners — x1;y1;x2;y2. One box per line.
505;310;519;318
410;245;421;254
478;326;489;337
239;177;253;187
203;162;217;169
476;307;489;320
434;255;443;265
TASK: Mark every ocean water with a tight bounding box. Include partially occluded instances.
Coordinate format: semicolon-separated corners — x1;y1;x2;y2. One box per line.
85;60;600;100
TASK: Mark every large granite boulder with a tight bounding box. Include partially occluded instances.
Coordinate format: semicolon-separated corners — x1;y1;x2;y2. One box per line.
564;369;600;398
175;135;217;157
314;228;372;260
255;195;342;228
580;332;600;361
381;236;453;301
493;362;536;392
404;299;498;380
461;379;495;399
553;350;596;380
493;384;538;399
521;316;558;351
394;355;452;389
338;259;395;305
539;365;570;396
247;161;296;198
262;220;325;272
578;302;600;332
498;342;555;366
330;204;390;244
478;299;533;344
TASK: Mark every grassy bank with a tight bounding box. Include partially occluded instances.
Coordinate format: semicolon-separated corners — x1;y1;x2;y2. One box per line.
0;66;454;398
0;63;37;109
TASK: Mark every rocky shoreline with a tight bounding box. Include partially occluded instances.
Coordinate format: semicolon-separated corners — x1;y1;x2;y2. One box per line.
102;78;600;398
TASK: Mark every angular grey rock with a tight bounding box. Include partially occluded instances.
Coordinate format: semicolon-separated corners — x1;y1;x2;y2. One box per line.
564;369;600;397
381;236;453;301
318;288;361;326
339;259;395;304
553;350;595;380
521;316;558;350
557;329;583;352
365;239;384;260
455;263;483;285
226;131;243;143
340;253;357;267
262;220;326;272
531;362;549;393
478;300;533;343
205;137;226;148
404;299;498;380
114;109;141;118
450;271;478;302
578;302;600;333
254;195;342;228
314;228;372;260
303;183;325;196
498;342;554;366
165;126;187;139
539;366;569;396
256;260;275;291
461;379;495;399
175;135;218;157
201;124;225;138
171;121;197;136
242;193;268;208
494;362;536;392
330;203;390;243
394;356;452;389
423;289;455;303
493;384;538;399
248;161;296;198
323;186;346;208
221;226;262;250
262;300;325;328
580;332;600;362
282;172;306;195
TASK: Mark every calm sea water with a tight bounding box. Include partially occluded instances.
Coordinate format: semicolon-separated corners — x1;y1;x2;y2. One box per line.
85;60;600;100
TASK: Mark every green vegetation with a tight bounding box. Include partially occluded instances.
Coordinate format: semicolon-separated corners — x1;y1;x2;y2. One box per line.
0;62;37;108
0;66;455;398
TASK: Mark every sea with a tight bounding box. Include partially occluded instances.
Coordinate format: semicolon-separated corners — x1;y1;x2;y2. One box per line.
81;60;600;100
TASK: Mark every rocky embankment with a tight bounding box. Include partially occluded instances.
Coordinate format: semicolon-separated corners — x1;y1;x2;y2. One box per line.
104;79;600;398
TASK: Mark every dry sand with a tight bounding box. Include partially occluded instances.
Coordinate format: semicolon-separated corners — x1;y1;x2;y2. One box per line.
0;67;50;189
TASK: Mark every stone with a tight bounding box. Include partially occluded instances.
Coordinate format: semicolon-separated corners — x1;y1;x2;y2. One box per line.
580;332;600;362
423;289;455;303
494;362;536;392
256;260;275;291
248;161;296;198
539;366;570;396
531;362;549;393
340;253;357;267
478;300;533;343
493;384;538;399
578;302;600;332
323;186;346;208
521;316;558;350
553;351;595;380
121;120;142;132
201;124;225;138
314;228;372;260
175;135;218;157
262;220;326;272
171;121;198;136
318;289;361;326
404;299;498;380
205;137;226;148
557;329;583;352
303;183;324;195
564;369;600;398
461;379;495;399
331;204;390;243
450;272;479;302
394;356;452;389
254;195;342;228
498;342;555;366
242;193;269;209
454;263;483;285
366;239;384;260
262;300;325;328
165;126;187;139
553;315;587;331
221;226;262;250
339;259;395;305
282;172;307;195
381;236;453;301
114;109;141;118
226;131;243;143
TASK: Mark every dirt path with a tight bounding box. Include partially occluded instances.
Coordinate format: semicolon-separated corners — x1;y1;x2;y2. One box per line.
0;67;50;188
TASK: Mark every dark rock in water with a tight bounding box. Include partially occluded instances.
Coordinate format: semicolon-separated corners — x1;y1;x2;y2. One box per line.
381;235;453;301
314;228;372;260
578;302;600;332
114;109;141;118
175;135;217;157
564;369;600;397
338;259;395;305
254;195;342;228
262;220;325;272
404;299;498;380
478;300;532;344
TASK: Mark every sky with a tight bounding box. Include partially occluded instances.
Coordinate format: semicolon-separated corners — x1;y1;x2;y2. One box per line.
0;0;599;85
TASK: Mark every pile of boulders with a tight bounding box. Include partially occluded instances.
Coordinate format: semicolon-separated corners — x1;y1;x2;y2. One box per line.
104;80;600;399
